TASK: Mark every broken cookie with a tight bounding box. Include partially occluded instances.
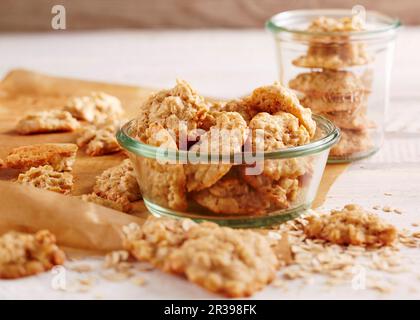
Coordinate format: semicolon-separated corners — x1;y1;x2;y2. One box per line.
6;143;78;171
17;165;74;194
77;121;122;156
15;110;80;134
93;159;141;210
64;91;123;124
81;193;127;212
0;230;66;279
304;204;397;246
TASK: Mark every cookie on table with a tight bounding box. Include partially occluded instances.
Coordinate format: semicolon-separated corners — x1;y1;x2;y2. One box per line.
81;193;127;212
123;217;279;297
329;129;373;157
123;218;194;269
93;159;141;211
167;222;279;297
17;165;74;194
0;230;65;279
76;121;121;156
64;92;123;124
304;204;397;246
15;110;79;135
6;143;78;172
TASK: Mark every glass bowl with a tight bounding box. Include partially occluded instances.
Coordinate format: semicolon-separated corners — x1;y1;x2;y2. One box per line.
117;115;339;228
267;9;400;163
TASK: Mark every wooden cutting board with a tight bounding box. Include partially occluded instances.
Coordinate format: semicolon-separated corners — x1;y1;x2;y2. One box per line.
0;69;347;212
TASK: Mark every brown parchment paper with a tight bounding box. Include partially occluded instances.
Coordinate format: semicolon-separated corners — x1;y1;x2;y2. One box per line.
0;69;348;254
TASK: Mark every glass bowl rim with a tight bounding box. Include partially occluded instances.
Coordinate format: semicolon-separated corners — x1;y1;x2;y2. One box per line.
266;9;401;37
116;114;340;161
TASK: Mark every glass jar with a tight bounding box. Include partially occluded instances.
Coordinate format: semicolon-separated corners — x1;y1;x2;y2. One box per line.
267;9;400;162
117;115;339;228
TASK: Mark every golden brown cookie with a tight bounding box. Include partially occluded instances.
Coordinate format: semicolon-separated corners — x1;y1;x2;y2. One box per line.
6;143;78;172
132;123;187;211
123;218;195;268
77;122;122;156
304;204;397;246
248;111;310;151
93;159;141;210
184;112;248;192
289;70;369;113
248;84;316;137
123;217;279;297
319;107;374;131
167;222;278;297
136;79;214;145
15;110;80;134
64;91;123;124
17;165;74;194
81;193;127;212
0;230;66;279
330;129;372;157
193;169;269;215
293;16;371;69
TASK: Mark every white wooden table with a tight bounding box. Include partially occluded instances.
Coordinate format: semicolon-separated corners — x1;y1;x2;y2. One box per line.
0;29;419;300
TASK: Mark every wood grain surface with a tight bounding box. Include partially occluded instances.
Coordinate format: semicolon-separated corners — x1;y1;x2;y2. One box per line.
0;0;415;31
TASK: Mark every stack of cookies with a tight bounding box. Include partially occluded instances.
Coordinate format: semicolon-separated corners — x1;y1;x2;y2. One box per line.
289;16;374;159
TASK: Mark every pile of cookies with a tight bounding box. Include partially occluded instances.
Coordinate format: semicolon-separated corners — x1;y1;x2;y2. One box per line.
1;92;141;212
289;16;374;158
132;80;316;215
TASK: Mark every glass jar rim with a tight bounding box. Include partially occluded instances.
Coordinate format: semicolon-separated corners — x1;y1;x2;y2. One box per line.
116;115;340;161
266;9;401;37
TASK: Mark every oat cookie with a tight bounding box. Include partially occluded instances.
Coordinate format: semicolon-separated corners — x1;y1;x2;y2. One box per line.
77;121;122;156
132;124;187;210
320;107;374;131
242;112;310;209
17;165;73;194
167;222;278;297
124;217;279;297
65;92;123;124
123;218;195;268
248;111;310;151
93;159;141;210
248;84;316;137
81;193;128;212
304;204;397;246
15;110;80;134
6;143;78;171
221;98;256;122
330;129;372;157
184;112;248;192
289;70;369;113
293;16;370;69
136;79;214;145
193;169;269;215
0;230;65;279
